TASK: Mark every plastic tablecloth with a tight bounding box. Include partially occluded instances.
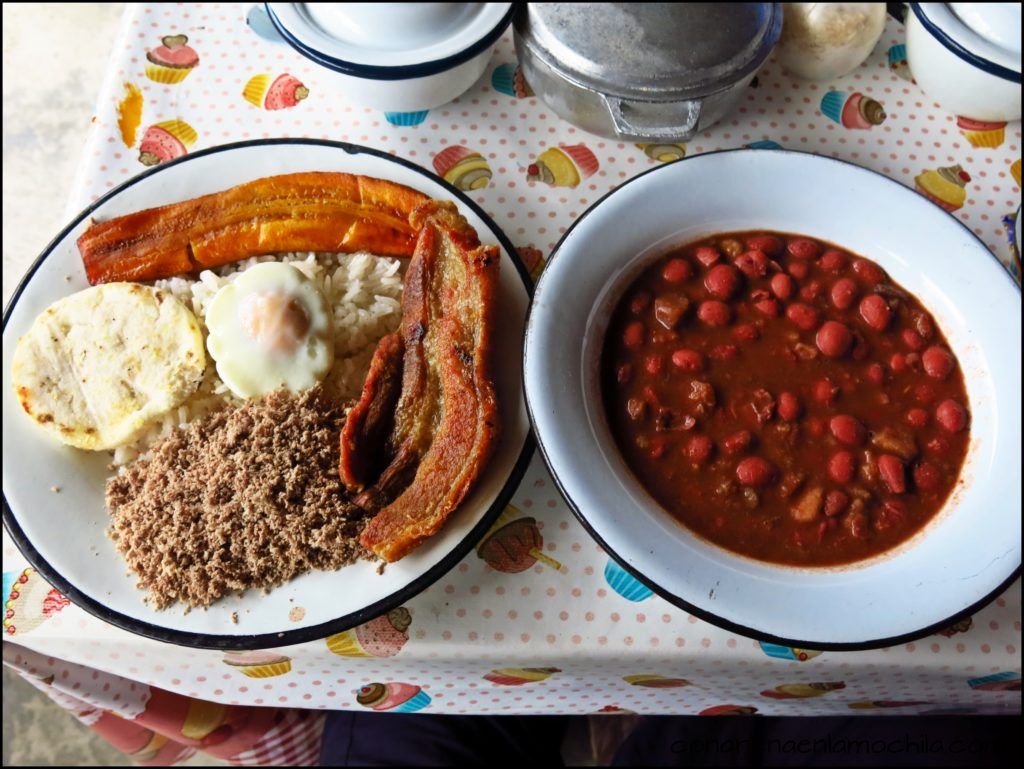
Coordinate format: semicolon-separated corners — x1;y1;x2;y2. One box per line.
3;4;1020;764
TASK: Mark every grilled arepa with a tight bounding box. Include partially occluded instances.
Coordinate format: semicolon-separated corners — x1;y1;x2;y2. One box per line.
11;283;206;450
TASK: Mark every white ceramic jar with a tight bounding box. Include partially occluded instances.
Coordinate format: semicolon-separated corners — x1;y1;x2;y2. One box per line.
906;3;1022;121
265;3;514;112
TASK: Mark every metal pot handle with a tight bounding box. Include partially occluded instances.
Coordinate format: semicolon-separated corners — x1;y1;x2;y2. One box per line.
600;94;702;141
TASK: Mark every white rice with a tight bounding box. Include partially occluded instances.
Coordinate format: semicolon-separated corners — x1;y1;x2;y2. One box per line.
111;252;405;467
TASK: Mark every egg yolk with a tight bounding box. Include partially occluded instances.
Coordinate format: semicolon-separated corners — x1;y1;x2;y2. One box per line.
239;291;310;353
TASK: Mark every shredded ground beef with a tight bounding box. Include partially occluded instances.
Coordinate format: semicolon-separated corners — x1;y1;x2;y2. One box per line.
106;387;370;609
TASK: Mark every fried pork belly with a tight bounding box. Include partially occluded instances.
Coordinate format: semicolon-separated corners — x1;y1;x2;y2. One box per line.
338;331;403;490
353;201;501;562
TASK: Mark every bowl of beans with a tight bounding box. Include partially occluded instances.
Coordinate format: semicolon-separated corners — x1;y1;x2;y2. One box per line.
523;149;1021;648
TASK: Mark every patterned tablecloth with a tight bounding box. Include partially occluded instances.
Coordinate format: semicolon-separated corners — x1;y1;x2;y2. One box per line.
3;4;1021;764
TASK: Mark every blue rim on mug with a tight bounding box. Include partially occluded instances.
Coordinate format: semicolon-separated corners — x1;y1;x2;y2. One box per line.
264;3;515;81
909;3;1022;84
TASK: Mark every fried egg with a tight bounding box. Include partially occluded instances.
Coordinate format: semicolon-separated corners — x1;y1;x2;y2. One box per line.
11;283;206;450
205;262;334;398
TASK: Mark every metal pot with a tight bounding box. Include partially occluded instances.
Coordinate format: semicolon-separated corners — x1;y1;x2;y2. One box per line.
514;3;782;142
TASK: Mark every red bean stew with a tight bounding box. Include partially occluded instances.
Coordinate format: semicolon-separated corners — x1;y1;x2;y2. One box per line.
601;231;970;566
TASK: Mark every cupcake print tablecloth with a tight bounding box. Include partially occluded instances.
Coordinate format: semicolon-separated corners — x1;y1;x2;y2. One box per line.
3;4;1020;765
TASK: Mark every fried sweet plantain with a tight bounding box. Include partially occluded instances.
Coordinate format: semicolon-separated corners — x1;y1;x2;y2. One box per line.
77;172;429;284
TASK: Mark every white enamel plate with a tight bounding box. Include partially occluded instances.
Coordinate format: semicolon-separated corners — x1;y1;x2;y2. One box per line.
2;140;533;649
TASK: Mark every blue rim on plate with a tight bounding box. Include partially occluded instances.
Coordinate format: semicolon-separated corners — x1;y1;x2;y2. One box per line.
909;3;1022;84
264;3;516;81
523;147;1021;652
1;138;535;650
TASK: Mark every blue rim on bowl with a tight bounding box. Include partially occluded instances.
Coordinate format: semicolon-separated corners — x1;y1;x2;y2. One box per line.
2;138;535;650
909;3;1022;83
523;147;1021;651
265;3;516;81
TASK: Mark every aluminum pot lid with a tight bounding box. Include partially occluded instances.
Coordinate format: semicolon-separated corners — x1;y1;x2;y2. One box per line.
265;3;513;79
515;3;782;99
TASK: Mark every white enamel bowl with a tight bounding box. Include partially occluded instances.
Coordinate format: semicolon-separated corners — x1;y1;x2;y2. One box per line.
524;149;1021;649
265;3;514;112
907;3;1022;121
2;140;533;649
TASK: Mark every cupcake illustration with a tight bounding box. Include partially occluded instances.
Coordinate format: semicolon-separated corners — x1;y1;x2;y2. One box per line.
604;558;653;602
516;246;546;282
887;44;913;81
967;672;1021;691
138;119;197;166
484;667;561;686
138;688;278;755
759;642;823;662
848;700;929;709
476;505;562;573
957;116;1007;149
243;73;309;110
83;702;201;767
700;704;759;716
820;91;886;129
527;144;599;188
761;681;845;699
492;62;534;98
3;568;70;636
432;145;492;191
326;607;411;658
744;140;783;150
222;650;292;678
637;143;687;163
129;731;176;763
179;699;230;742
116;82;143;148
936;616;973;637
914;164;970;212
145;35;199;84
384;110;429;127
356;682;431;712
1011;158;1021;189
86;716;166;761
623;674;692;688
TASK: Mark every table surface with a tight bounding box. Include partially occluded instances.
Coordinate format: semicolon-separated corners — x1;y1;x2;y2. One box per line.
3;3;1020;747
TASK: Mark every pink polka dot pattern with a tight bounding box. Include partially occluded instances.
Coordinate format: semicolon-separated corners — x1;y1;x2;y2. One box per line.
2;7;1021;724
